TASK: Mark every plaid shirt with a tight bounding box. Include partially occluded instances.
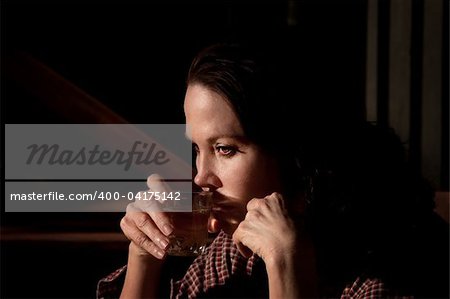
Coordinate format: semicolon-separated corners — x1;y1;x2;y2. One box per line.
97;231;409;299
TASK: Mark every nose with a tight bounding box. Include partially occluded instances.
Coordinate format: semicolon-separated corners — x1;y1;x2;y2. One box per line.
194;154;221;191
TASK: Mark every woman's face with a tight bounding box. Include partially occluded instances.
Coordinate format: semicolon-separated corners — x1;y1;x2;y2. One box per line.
184;84;282;235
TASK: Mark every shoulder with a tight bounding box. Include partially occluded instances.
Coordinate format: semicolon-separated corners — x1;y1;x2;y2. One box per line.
341;277;414;299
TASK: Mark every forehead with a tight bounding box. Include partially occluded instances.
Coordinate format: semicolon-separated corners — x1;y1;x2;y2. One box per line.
184;84;244;140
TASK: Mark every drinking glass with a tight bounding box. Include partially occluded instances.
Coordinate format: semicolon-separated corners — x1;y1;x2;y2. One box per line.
167;191;212;256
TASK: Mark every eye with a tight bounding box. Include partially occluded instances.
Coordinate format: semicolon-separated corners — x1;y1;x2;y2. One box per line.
215;145;237;157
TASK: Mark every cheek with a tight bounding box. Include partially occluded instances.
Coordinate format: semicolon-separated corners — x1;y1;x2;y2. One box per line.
238;154;281;198
218;154;277;200
217;158;251;198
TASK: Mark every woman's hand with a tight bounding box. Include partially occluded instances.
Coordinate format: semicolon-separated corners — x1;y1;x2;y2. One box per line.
232;192;297;265
120;174;174;260
232;192;318;298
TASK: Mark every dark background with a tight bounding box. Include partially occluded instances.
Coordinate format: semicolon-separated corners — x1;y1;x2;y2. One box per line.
1;1;446;298
2;0;367;125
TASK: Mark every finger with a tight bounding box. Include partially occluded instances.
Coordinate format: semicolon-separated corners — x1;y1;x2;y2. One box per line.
245;210;264;222
121;212;169;250
148;210;174;236
247;197;270;214
132;191;163;211
131;191;174;237
146;176;177;220
131;233;165;260
121;216;166;259
120;216;134;241
267;192;285;209
232;223;254;258
126;201;143;213
147;174;171;192
131;212;170;250
246;198;261;211
268;193;292;218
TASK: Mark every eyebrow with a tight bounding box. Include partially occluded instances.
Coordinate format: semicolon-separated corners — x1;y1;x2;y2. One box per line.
184;133;248;144
206;135;248;143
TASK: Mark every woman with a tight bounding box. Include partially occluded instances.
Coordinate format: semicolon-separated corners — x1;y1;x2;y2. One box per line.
97;43;447;298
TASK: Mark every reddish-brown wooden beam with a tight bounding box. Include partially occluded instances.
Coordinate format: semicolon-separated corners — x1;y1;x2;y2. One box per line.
4;51;128;124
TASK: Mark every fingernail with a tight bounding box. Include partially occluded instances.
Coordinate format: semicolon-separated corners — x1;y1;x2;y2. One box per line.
159;239;169;249
157;250;165;259
162;224;173;236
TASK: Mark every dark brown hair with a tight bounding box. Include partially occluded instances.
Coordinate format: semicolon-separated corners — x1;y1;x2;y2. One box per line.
187;43;304;196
